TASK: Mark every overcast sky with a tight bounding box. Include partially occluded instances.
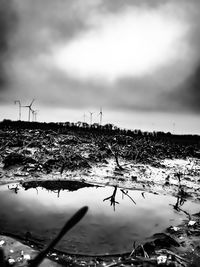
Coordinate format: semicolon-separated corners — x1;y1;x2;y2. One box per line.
0;0;200;133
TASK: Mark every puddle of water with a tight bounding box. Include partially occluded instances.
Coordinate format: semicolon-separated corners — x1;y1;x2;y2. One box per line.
0;184;199;255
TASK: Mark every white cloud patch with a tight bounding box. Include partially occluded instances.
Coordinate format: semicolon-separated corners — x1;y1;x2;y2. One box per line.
52;7;188;83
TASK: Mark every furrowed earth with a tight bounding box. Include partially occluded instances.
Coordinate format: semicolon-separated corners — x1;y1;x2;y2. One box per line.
0;122;200;267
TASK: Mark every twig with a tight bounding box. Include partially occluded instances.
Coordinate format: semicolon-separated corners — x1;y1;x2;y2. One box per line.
106;257;156;267
103;186;119;211
0;249;6;267
141;244;149;258
107;144;123;170
120;189;136;205
129;241;136;257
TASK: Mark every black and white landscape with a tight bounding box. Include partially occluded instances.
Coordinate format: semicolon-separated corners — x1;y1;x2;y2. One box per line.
0;0;200;266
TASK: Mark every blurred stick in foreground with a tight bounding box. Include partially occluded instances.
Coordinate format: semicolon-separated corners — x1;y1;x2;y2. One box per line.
29;206;88;267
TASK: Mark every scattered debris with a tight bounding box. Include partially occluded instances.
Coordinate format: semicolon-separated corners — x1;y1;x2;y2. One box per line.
3;152;36;169
157;255;167;264
0;240;5;247
188;220;196;227
0;126;199;266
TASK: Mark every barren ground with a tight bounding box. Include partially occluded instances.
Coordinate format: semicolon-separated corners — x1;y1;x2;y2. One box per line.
0;127;200;266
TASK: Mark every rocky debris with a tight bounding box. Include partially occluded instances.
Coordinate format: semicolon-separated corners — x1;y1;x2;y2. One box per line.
152;233;180;248
165;214;200;266
0;235;61;266
3;153;36;169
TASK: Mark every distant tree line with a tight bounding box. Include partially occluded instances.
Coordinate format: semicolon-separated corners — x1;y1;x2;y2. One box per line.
0;119;199;145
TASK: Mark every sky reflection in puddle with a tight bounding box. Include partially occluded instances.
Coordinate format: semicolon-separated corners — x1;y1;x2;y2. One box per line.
0;183;199;255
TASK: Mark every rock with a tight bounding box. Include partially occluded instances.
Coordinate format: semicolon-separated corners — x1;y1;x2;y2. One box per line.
143;241;156;254
153;233;180;248
131;176;137;182
157;255;167;265
188;220;197;227
167;226;181;234
3;153;36;169
0;240;5;247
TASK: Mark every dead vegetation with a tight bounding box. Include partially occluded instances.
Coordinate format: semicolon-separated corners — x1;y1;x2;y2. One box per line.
0;128;199;175
0;125;200;266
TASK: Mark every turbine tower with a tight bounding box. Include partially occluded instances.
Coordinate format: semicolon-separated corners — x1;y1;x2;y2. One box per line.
99;106;103;125
31;109;34;121
32;110;38;122
14;100;21;120
83;113;86;123
22;99;35;121
89;111;93;125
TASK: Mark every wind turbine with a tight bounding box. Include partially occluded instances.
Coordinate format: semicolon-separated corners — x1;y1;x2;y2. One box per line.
14;100;21;120
83;113;86;123
32;110;39;122
31;109;34;121
31;109;36;121
22;99;35;121
89;111;93;125
172;122;176;134
98;106;103;125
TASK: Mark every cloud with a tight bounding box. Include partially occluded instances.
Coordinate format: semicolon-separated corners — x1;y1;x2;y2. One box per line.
167;63;200;112
0;0;17;90
52;6;188;82
1;0;200;115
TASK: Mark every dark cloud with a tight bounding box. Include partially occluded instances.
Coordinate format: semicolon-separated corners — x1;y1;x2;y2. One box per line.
11;0;99;56
100;0;200;114
168;63;200;112
0;0;17;91
188;64;200;109
1;0;200;116
100;0;194;13
101;0;162;12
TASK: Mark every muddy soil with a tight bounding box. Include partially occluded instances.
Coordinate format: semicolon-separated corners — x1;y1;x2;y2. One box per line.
0;235;61;266
0;127;200;266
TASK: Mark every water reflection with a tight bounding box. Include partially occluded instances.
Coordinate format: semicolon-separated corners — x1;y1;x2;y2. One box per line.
120;189;136;205
0;183;199;254
8;184;19;194
170;195;191;220
103;186;137;211
103;186;119;211
50;188;61;198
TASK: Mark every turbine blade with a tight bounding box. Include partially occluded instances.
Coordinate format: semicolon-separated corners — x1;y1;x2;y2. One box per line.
30;99;35;107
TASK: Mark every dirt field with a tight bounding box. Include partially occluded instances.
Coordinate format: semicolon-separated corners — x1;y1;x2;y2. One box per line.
0;123;200;266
